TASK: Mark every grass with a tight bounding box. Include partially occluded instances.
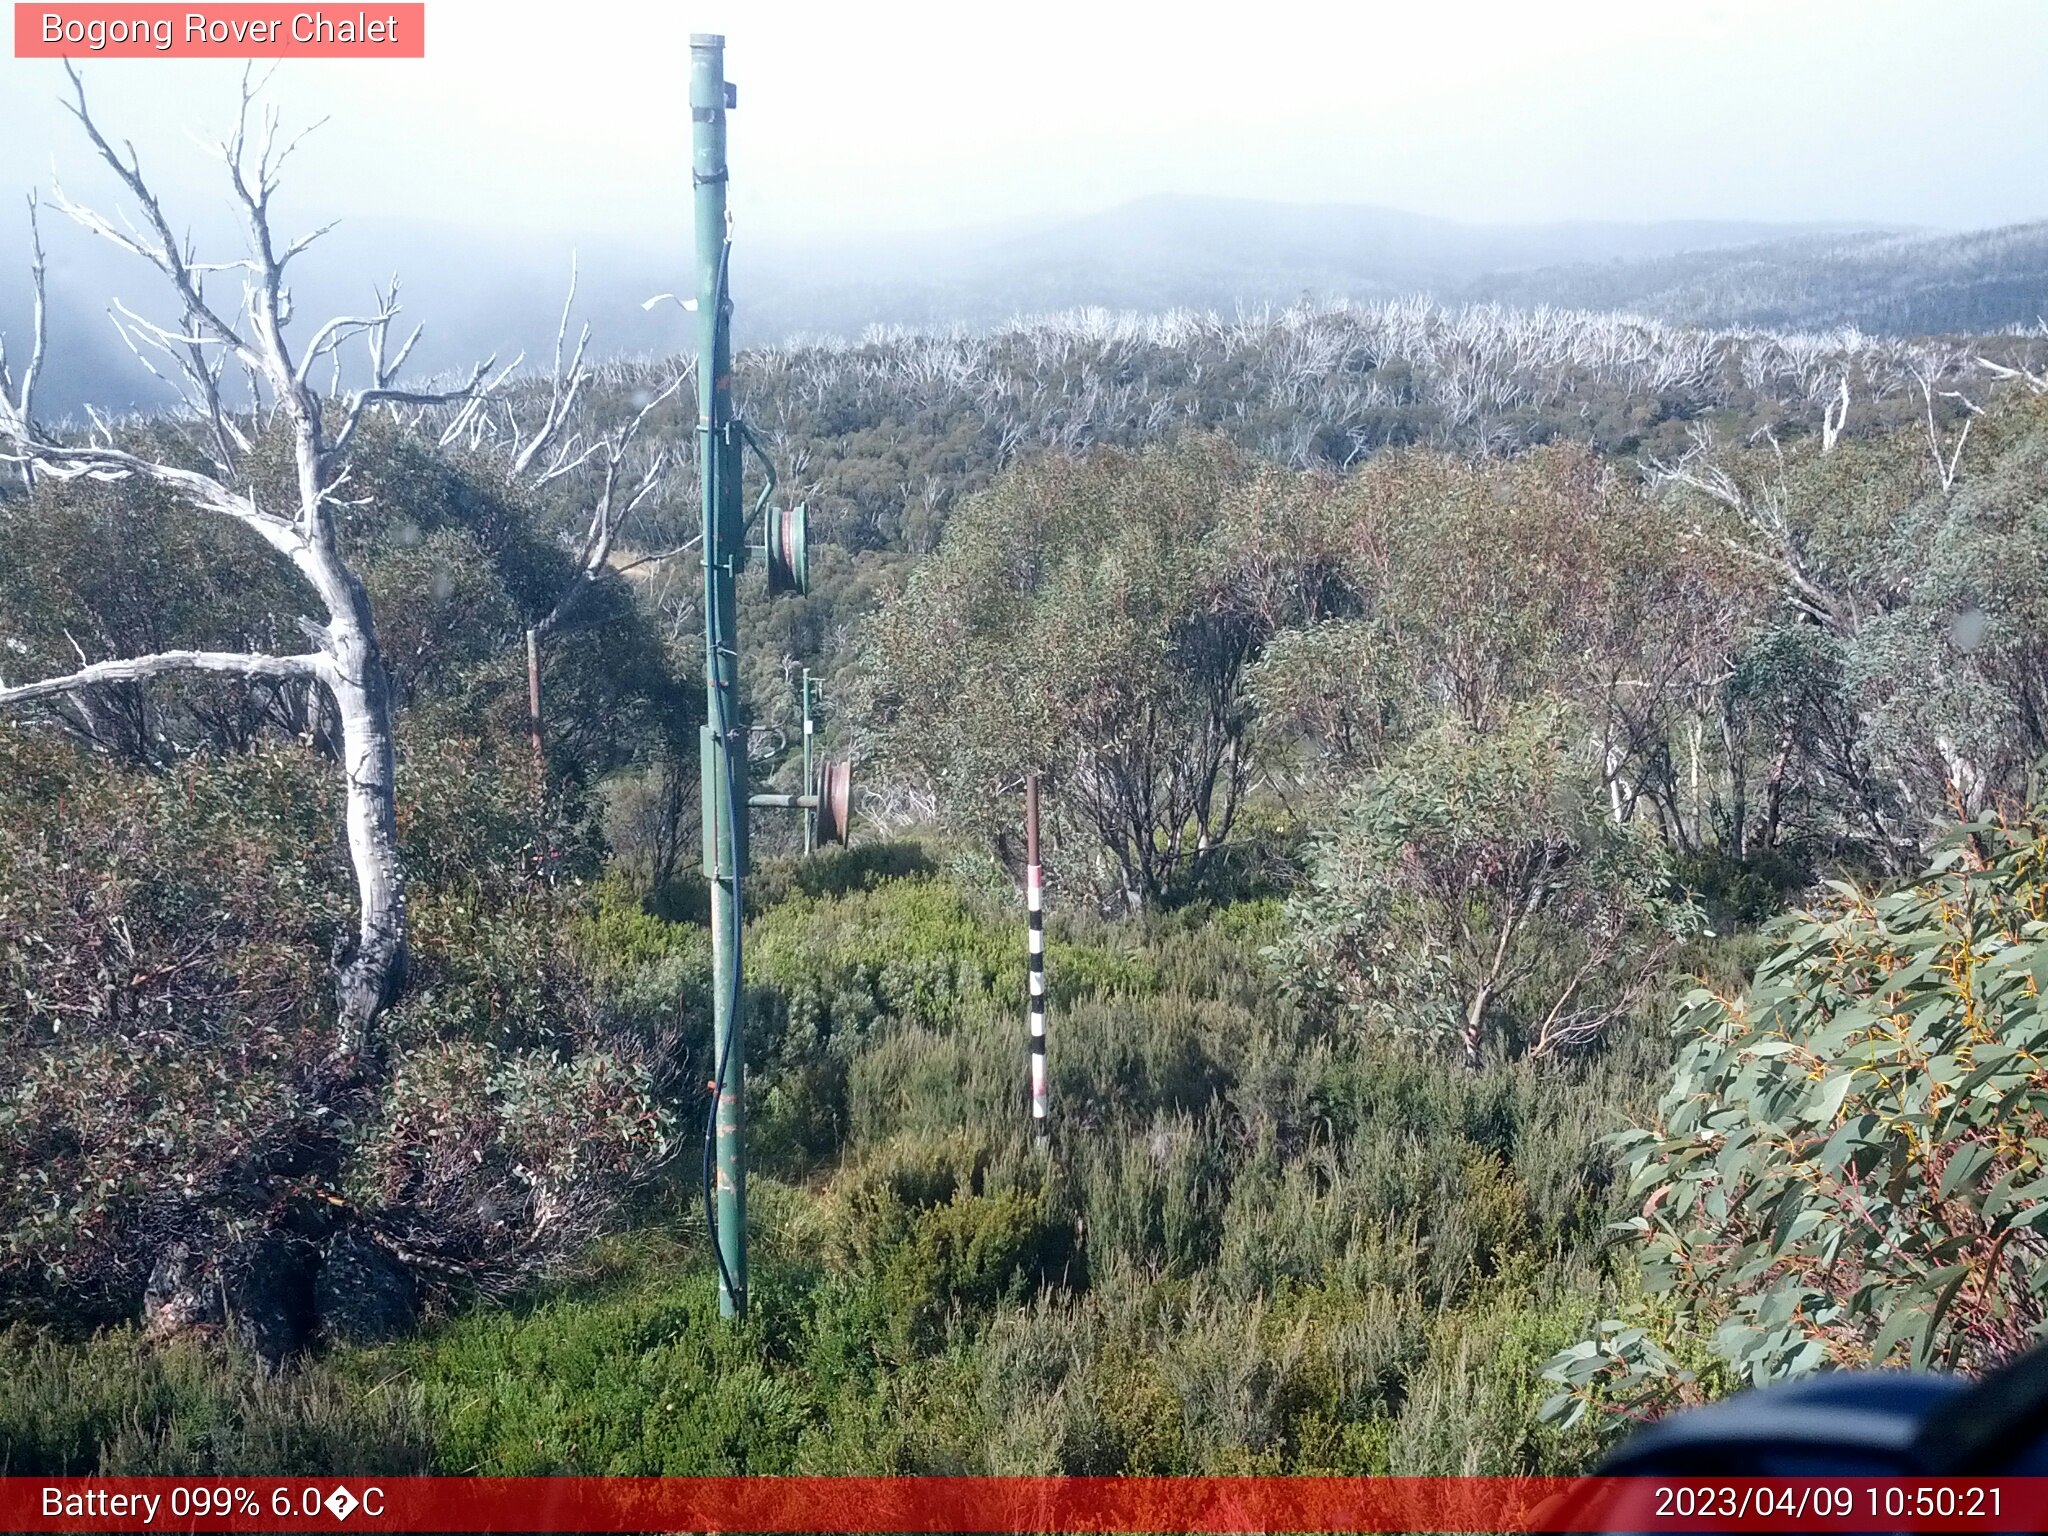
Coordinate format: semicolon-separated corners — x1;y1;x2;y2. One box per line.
3;840;1660;1477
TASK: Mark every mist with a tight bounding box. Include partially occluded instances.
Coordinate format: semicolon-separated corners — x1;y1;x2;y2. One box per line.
5;0;2048;414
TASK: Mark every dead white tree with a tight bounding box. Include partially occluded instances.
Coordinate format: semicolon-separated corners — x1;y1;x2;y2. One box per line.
1978;354;2048;394
465;279;686;767
1644;424;1855;639
1820;375;1850;453
521;382;682;764
0;68;496;1058
1912;366;1980;492
0;194;45;492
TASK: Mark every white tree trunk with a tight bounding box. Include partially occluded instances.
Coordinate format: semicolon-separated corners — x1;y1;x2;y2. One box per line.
324;599;408;1057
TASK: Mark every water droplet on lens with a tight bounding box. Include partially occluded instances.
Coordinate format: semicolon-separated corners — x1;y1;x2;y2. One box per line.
1950;606;1989;653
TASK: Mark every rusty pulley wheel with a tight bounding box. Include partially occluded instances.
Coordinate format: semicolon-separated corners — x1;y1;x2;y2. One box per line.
816;758;852;847
766;500;809;596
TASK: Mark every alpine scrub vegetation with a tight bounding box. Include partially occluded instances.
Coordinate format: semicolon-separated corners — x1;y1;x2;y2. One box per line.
10;101;2048;1468
859;437;1356;910
0;720;679;1344
1544;798;2048;1430
1273;707;1700;1068
2;843;1634;1477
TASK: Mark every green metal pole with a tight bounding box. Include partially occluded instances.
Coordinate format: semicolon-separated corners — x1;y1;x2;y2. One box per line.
691;31;746;1319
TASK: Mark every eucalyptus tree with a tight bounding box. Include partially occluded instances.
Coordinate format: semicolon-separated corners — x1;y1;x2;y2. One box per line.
1545;802;2048;1427
1645;392;2048;863
1275;706;1697;1069
0;69;496;1054
1248;445;1755;855
862;436;1355;908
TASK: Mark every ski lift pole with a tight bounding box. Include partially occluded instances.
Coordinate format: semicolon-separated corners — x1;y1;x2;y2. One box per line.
692;31;746;1320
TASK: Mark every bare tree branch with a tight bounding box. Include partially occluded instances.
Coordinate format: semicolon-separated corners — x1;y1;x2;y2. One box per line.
509;258;593;478
534;373;683;638
0;649;321;706
56;64;259;369
0;193;46;490
328;354;496;464
1913;367;1975;491
1978;355;2048;393
1645;424;1856;637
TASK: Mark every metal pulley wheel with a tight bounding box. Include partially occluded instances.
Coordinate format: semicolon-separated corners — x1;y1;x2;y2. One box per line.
816;758;852;846
766;501;809;595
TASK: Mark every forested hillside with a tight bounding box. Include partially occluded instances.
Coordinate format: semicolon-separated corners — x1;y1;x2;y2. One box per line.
1476;221;2048;337
7;169;2048;1475
14;198;2048;420
752;203;2048;343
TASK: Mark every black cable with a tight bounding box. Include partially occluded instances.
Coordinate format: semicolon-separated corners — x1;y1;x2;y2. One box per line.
700;233;745;1315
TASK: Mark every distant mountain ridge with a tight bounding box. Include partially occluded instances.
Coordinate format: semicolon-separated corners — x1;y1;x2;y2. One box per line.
739;196;1897;335
7;194;2045;417
1467;220;2048;335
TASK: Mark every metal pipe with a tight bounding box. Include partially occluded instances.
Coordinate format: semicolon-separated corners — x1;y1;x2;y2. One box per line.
691;30;746;1320
746;792;822;810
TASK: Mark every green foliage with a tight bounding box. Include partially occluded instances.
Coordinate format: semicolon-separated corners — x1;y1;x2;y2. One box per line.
2;832;1653;1475
1275;707;1697;1065
830;1168;1070;1361
1545;801;2048;1430
0;1325;431;1476
1649;394;2048;865
365;1260;820;1475
0;723;674;1322
0;733;347;1314
863;437;1353;907
34;301;2048;1479
0;471;307;765
1249;618;1421;774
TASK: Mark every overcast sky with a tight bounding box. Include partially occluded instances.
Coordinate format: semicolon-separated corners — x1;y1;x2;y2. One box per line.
1;0;2044;249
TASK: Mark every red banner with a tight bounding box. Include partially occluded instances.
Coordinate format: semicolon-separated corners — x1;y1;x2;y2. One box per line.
5;1476;2048;1532
13;4;425;57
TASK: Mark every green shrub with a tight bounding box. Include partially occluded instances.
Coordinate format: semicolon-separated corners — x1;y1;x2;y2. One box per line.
0;1326;430;1476
366;1268;817;1474
1544;807;2048;1432
1070;1116;1231;1278
1390;1282;1603;1474
1274;705;1697;1067
0;729;676;1325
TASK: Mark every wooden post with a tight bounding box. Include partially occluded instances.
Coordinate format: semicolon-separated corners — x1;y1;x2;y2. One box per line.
1026;774;1048;1144
525;625;548;884
524;626;544;763
802;670;817;855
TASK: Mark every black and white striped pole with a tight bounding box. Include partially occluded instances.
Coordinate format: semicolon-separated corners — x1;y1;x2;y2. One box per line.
1026;773;1049;1146
801;669;817;857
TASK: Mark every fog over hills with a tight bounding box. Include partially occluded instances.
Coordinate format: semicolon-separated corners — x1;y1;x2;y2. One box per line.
8;193;2046;417
738;197;1896;337
1468;221;2048;335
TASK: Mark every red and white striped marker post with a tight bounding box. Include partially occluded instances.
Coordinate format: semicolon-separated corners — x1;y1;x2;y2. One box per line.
1026;774;1049;1145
